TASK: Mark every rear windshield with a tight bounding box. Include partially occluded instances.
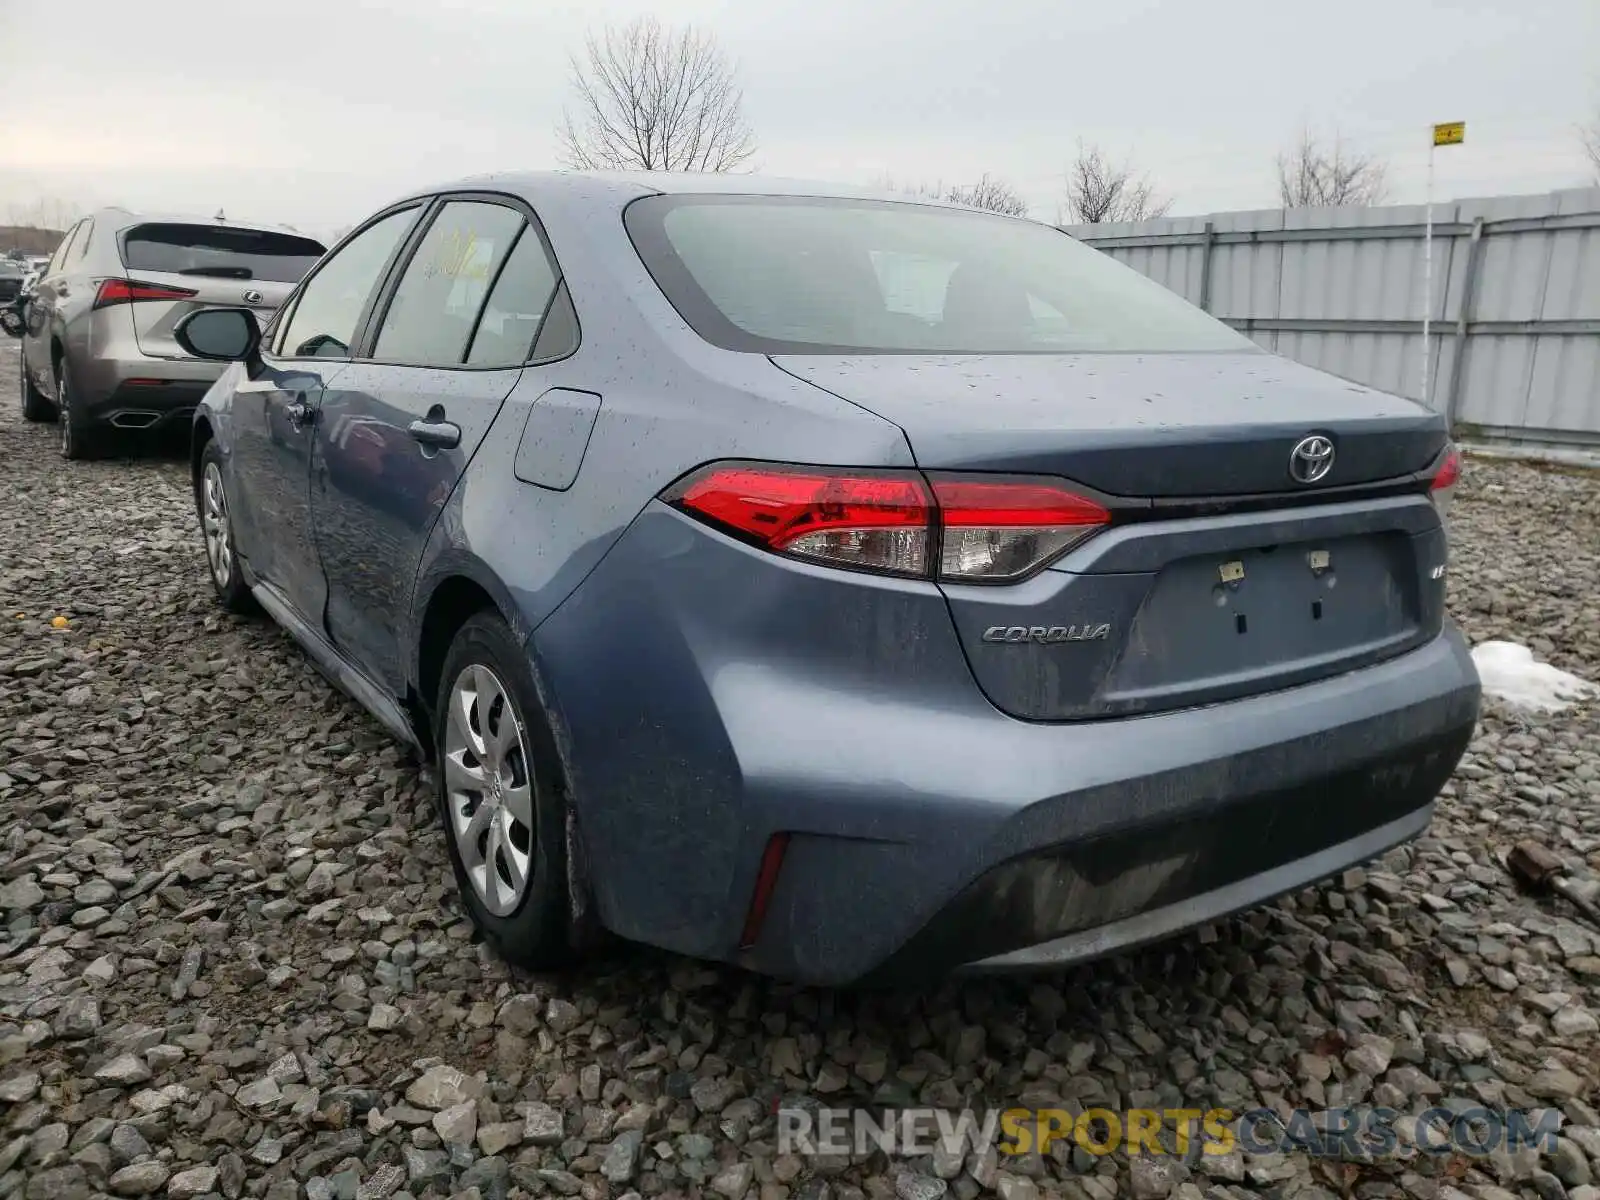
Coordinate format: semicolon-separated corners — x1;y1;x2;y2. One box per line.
625;195;1253;355
120;223;326;283
0;262;20;278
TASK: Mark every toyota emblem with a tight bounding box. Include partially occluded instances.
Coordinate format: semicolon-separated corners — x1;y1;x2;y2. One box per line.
1288;435;1335;484
242;289;264;305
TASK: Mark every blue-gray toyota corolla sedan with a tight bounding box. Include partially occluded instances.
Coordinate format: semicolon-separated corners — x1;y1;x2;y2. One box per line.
180;172;1481;986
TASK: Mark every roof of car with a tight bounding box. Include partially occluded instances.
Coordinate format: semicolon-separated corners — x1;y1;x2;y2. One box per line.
397;170;982;212
87;207;326;243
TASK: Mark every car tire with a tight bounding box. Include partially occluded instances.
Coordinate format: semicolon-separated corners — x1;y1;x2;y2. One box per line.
434;612;576;970
56;359;99;460
20;360;56;422
194;440;258;614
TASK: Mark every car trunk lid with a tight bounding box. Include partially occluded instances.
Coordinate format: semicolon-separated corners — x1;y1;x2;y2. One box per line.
774;350;1454;720
116;222;324;360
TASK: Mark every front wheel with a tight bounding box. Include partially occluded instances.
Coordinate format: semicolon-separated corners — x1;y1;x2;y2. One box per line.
434;612;575;969
195;440;257;613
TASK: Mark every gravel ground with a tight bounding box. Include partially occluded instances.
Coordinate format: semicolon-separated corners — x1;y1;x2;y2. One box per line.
2;337;1599;1200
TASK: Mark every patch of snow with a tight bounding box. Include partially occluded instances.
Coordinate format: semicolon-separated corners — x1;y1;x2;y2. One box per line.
1471;640;1597;714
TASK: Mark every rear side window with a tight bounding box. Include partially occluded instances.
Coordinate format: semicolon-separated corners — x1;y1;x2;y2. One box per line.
121;223;326;283
465;227;561;367
625;195;1254;355
373;200;525;366
47;221;84;274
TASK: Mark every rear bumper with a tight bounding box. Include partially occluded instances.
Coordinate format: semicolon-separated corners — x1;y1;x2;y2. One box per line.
532;506;1481;987
74;350;222;424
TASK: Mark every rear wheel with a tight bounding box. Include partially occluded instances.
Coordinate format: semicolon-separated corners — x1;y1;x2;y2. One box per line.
195;440;256;613
56;360;99;460
20;359;56;422
434;612;575;969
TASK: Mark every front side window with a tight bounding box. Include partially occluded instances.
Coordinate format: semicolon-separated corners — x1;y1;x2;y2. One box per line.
278;207;418;359
373;200;525;366
625;195;1255;355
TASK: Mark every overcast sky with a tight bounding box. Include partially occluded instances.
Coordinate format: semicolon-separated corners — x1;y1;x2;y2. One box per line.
1;0;1596;241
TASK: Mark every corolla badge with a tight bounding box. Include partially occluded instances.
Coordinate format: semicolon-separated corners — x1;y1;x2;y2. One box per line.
982;624;1112;645
1288;435;1335;484
242;289;264;305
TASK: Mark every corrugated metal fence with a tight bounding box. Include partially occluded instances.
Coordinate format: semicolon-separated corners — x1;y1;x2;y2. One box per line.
1061;188;1600;449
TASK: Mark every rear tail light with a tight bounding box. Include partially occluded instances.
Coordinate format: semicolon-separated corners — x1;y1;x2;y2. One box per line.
663;463;1111;582
93;278;198;309
1429;446;1460;518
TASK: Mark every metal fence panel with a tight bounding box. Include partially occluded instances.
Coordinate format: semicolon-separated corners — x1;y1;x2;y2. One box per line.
1063;188;1600;446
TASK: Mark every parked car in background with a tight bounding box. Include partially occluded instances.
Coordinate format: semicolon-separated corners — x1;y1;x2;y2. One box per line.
18;208;326;457
181;172;1480;986
0;260;22;306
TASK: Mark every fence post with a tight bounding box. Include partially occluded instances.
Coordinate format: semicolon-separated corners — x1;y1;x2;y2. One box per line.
1197;221;1216;312
1443;216;1486;428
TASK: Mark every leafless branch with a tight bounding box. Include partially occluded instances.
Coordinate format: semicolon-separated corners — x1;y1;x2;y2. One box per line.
557;16;756;173
943;174;1029;217
1276;128;1389;208
1581;104;1600;184
1063;141;1172;224
874;175;946;201
5;196;78;232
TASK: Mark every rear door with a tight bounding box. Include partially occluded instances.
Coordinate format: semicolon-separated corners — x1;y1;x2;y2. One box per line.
22;220;84;388
227;206;421;621
117;222;326;360
311;195;569;695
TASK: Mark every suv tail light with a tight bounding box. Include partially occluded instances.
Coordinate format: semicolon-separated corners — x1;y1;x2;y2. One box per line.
1429;446;1460;518
93;278;198;309
663;463;1111;583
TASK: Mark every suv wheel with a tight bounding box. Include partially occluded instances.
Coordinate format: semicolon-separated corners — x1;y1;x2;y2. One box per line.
56;360;97;460
20;361;56;422
434;612;576;969
195;441;256;613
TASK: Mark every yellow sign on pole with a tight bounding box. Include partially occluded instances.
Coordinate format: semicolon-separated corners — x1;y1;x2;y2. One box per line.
1433;121;1466;147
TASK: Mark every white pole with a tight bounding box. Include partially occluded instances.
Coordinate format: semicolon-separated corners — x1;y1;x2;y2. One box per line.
1421;136;1436;407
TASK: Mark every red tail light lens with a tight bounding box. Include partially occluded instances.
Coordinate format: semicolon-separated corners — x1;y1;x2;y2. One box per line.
664;463;1111;582
668;465;934;576
1429;446;1460;518
932;479;1111;581
93;278;198;309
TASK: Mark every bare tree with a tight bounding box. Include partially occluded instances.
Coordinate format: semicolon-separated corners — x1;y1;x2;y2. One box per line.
557;17;756;173
874;175;945;201
1582;105;1600;184
1063;141;1172;224
5;196;79;232
1276;129;1389;208
943;174;1029;216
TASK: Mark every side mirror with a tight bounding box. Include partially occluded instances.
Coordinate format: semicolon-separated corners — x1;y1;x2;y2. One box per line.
174;307;261;362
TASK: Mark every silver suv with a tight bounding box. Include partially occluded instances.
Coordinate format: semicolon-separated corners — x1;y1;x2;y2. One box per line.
19;208;325;458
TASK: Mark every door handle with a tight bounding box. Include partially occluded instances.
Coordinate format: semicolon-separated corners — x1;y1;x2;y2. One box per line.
408;418;461;450
284;396;313;428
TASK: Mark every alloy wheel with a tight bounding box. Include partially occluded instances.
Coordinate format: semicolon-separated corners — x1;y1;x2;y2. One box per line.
201;461;234;589
443;664;537;916
57;372;71;456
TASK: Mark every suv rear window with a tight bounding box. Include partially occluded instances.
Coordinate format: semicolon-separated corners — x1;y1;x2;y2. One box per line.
625;195;1253;355
120;224;326;283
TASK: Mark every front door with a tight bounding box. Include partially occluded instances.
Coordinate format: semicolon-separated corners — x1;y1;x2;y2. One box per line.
310;197;565;694
226;204;423;623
